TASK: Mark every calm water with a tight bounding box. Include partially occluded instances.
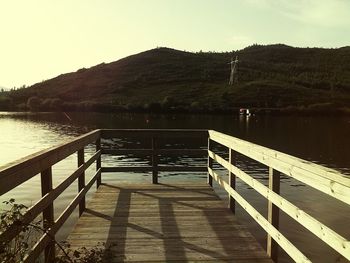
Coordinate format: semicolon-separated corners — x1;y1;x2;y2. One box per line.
0;112;349;263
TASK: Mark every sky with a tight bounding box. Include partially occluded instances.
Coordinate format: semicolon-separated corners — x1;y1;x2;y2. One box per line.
0;0;349;89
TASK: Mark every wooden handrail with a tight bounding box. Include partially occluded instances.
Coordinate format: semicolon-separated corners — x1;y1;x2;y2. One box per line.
101;129;207;138
208;130;350;262
77;148;85;216
208;130;350;205
96;138;101;188
100;129;208;184
24;168;102;263
208;167;311;263
0;129;208;263
2;128;348;262
0;129;101;263
101;148;207;156
0;129;101;195
0;150;101;247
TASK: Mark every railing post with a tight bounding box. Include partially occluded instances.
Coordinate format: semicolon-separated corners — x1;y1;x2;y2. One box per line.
41;167;55;263
96;138;101;188
152;137;158;184
229;148;236;213
78;148;85;216
267;167;280;262
207;137;213;186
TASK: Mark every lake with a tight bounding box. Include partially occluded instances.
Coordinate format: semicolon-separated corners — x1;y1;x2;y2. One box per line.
0;111;349;263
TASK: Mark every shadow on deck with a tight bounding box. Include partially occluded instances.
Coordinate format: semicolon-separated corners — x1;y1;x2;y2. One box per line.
66;182;272;262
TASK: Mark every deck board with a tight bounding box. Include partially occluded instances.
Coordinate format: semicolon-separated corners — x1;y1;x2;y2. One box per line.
66;183;272;262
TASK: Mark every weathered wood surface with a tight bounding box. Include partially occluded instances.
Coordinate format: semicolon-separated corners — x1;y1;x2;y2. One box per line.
0;129;100;195
208;130;350;205
208;168;311;263
66;183;272;262
208;148;350;261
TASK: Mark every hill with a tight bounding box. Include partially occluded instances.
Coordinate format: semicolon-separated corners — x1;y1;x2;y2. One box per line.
2;45;350;113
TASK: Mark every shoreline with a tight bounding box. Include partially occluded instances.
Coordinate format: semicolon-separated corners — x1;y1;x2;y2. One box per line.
1;107;350;116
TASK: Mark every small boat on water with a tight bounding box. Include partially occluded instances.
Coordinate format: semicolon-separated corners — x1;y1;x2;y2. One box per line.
239;108;251;116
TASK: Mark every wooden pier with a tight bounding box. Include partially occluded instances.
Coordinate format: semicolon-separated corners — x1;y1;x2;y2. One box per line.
1;129;349;262
67;183;271;262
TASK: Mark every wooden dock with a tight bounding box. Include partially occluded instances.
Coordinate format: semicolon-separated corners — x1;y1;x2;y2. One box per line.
67;183;272;262
1;129;349;263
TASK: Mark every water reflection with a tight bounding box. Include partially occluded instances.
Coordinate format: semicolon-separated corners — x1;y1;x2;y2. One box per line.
239;113;251;135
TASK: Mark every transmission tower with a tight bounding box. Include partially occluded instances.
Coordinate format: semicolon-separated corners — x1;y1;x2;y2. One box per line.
228;56;238;85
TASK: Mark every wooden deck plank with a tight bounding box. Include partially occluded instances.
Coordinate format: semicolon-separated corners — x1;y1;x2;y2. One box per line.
66;183;272;262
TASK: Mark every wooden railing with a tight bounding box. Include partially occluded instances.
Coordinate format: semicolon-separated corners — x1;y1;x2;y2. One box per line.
100;129;208;183
1;129;349;262
0;129;102;262
207;130;350;262
0;129;207;263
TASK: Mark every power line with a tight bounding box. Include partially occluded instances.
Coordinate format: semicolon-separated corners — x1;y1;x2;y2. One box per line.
228;56;238;85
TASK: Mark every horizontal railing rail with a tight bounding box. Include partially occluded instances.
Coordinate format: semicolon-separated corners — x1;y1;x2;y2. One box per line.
1;128;349;263
207;130;350;262
0;150;101;245
0;129;208;263
100;129;208;184
0;129;102;263
101;129;207;138
0;130;101;196
101;148;206;156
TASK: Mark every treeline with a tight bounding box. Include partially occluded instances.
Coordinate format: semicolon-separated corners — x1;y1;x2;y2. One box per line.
1;45;350;114
1;93;349;116
3;95;217;113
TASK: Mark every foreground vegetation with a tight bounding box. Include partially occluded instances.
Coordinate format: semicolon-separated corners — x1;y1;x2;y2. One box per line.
1;44;350;114
0;199;114;262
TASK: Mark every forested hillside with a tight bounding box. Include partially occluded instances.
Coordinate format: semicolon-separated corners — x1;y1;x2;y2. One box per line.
1;45;350;113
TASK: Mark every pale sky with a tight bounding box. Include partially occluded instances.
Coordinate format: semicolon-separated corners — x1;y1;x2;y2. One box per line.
0;0;349;89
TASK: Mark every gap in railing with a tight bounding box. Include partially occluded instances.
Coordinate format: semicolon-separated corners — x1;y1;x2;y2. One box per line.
159;171;207;183
50;156;79;242
208;141;270;257
100;134;207;184
209;160;270;250
0;173;41;210
56;143;100;241
101;137;151;169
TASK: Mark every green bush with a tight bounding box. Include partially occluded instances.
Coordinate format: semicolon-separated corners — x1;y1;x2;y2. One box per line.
190;101;200;111
144;102;161;112
0;96;13;110
26;96;42;111
0;199;116;263
40;98;63;111
161;96;176;109
0;199;41;262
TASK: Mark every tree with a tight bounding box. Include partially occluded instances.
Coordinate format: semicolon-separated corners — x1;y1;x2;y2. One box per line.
144;102;161;112
26;96;42;111
41;98;63;111
161;96;176;110
0;96;13;110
